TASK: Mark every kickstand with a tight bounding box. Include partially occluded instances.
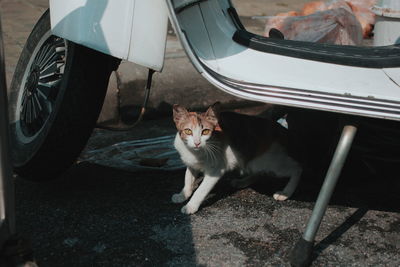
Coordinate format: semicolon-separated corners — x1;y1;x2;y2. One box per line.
289;124;357;267
97;68;155;131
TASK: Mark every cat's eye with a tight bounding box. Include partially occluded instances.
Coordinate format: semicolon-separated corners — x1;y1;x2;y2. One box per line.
184;129;192;135
202;129;211;135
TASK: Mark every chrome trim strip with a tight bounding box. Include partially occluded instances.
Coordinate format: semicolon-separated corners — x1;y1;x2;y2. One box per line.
201;63;400;120
222;77;400;113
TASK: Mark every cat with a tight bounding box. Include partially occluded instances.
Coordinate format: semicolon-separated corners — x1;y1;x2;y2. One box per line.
171;103;302;214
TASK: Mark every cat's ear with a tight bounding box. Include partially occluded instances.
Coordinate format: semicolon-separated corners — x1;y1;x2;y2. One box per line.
211;102;221;112
205;102;220;125
173;104;189;125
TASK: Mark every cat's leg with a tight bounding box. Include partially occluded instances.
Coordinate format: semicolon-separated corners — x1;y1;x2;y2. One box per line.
273;165;302;201
172;167;196;203
230;174;261;189
181;174;220;214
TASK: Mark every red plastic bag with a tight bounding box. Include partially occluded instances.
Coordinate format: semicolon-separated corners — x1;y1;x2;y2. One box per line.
264;0;376;44
347;0;376;37
300;0;376;37
265;7;363;45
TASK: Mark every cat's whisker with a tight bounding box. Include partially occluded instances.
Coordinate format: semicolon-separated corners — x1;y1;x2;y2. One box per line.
206;144;221;158
207;148;218;162
204;146;211;162
204;146;214;162
206;145;218;163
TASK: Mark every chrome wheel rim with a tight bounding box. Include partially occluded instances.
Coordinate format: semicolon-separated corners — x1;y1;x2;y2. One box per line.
15;32;67;144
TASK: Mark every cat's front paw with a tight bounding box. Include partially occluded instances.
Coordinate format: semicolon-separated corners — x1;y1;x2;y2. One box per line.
181;204;198;214
171;193;187;203
273;191;289;201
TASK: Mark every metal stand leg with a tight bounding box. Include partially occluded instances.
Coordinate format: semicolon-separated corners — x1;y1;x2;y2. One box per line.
0;14;15;246
290;125;357;267
0;16;37;267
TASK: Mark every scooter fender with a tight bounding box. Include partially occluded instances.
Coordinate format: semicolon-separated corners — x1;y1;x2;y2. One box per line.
49;0;169;72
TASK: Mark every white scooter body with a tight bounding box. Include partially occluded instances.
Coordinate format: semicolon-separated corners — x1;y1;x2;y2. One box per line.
50;0;400;121
50;0;169;71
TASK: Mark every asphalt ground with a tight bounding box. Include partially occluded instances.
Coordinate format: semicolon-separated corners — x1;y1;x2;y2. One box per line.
2;0;400;266
15;120;400;266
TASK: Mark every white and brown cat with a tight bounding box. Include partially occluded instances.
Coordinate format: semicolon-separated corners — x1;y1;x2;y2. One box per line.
172;103;302;214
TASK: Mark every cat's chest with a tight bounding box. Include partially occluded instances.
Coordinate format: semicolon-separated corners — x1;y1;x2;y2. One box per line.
178;147;237;173
174;134;233;172
178;146;219;172
175;134;204;168
178;148;204;169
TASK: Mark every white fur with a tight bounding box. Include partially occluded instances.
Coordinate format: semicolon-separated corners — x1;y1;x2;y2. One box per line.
174;133;238;174
173;133;302;214
239;142;302;201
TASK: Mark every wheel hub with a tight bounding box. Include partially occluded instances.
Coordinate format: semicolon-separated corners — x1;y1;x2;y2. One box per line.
26;66;40;94
17;35;66;139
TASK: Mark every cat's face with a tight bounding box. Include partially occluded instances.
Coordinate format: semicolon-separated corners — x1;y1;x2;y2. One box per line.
173;104;219;150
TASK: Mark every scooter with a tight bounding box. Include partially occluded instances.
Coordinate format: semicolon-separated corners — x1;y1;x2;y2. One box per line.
4;0;400;266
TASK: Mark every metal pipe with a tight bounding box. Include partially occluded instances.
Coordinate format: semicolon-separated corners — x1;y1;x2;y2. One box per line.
96;68;155;131
303;125;357;242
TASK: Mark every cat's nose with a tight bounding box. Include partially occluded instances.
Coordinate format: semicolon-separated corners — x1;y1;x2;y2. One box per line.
194;142;201;147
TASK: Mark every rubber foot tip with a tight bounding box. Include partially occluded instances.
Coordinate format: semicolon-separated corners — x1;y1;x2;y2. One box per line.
289;237;314;267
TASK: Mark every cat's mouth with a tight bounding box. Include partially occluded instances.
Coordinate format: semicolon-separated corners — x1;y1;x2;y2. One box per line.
191;145;203;151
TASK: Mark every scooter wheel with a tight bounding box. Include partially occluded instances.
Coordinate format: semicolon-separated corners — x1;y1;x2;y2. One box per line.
8;9;120;180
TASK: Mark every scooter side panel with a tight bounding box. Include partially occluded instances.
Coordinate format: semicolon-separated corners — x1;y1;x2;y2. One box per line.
50;0;134;59
128;0;169;71
168;0;400;120
50;0;169;71
383;68;400;87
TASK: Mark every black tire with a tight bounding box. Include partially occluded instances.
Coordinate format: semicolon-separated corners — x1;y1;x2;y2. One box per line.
9;9;120;180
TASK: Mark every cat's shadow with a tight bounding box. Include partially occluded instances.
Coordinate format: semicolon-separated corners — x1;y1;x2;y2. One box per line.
203;162;400;213
201;172;243;207
200;162;400;265
199;171;288;210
